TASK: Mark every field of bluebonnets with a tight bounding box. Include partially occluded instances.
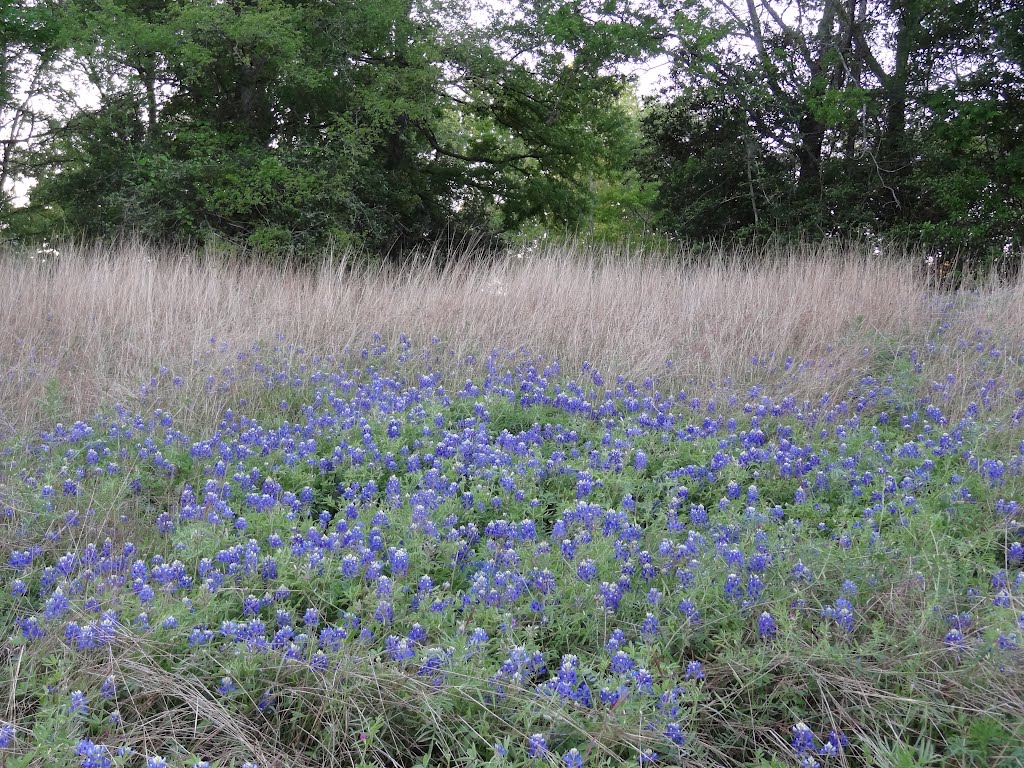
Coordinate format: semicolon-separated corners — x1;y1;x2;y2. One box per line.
1;242;1024;768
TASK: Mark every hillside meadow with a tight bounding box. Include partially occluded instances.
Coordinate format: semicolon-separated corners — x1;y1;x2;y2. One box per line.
1;242;1023;768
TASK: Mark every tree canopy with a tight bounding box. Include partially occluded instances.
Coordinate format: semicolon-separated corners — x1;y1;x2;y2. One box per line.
1;0;1021;261
641;0;1024;262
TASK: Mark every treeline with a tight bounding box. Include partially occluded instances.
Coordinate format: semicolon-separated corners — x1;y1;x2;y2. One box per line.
1;0;1021;262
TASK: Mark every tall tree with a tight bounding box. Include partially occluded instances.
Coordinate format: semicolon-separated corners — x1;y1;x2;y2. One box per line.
643;0;1024;258
0;0;65;221
25;0;666;255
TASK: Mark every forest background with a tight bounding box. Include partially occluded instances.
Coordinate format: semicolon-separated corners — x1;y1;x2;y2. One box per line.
1;0;1021;267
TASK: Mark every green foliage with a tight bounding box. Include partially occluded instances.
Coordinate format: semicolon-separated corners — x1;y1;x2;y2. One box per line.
641;0;1024;263
638;91;792;240
0;0;67;219
3;0;1022;261
17;0;664;257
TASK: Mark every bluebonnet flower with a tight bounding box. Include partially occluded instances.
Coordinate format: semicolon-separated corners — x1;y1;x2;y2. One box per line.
819;731;848;757
9;550;34;570
610;650;635;674
1009;542;1023;562
69;690;89;716
997;633;1019;651
724;573;744;601
983;458;1006;486
822;598;855;633
992;570;1009;591
598;581;623;611
577;558;598;582
563;748;583;768
720;548;745;573
100;675;116;700
75;739;111;768
539;654;592;707
634;450;648;471
632;667;655;694
664;721;686;746
791;722;816;754
638;748;658;765
746;573;765;601
944;628;967;651
388;547;410;576
385;635;416;661
468;627;489;646
44;588;70;621
527;733;548;758
560;538;577;561
678;599;701;623
641;613;660;639
605;628;627;652
375;600;394;624
757;611;777;639
0;722;13;748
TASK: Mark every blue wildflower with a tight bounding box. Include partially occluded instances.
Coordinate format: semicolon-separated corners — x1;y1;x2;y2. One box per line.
563;748;584;768
577;558;598;582
527;733;548;758
791;722;816;754
757;611;777;639
75;739;112;768
68;690;89;717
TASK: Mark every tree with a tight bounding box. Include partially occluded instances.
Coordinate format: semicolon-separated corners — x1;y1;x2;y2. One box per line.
25;0;667;256
639;87;791;240
0;0;65;225
642;0;1024;258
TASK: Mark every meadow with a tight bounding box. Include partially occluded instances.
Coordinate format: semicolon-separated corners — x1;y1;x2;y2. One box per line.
1;242;1023;768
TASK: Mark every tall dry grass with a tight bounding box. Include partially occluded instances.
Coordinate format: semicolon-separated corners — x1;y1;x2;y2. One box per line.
1;239;1021;436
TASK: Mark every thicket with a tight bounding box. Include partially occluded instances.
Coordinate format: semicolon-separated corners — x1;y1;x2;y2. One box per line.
1;1;1021;265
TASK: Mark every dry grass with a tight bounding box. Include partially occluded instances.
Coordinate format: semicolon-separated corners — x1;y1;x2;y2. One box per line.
1;239;1022;436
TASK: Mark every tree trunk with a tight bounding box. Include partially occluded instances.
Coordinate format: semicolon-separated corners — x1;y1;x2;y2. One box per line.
879;0;917;209
139;62;158;137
